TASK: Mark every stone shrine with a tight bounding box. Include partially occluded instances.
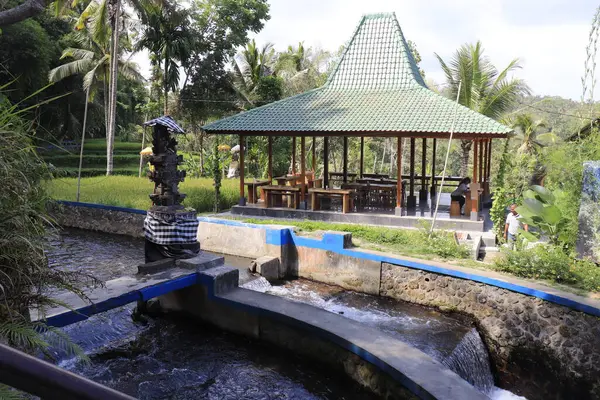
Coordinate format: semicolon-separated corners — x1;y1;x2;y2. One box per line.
142;116;200;263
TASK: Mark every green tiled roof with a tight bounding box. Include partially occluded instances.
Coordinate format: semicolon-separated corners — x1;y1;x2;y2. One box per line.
203;13;511;137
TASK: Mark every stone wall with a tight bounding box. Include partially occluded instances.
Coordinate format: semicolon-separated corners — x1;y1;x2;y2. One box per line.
50;202;145;238
380;263;600;400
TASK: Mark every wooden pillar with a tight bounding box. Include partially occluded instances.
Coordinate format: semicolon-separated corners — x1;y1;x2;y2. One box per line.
300;136;306;205
311;136;316;173
419;138;427;201
395;136;403;215
430;138;437;197
292;136;296;174
359;137;365;178
485;139;492;195
471;139;479;220
343;136;348;183
323;136;329;189
472;139;478;182
407;137;416;207
482;139;487;183
239;134;245;205
478;139;484;184
267;136;273;181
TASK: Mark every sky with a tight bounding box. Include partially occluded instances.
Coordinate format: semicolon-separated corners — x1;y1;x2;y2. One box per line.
133;0;598;100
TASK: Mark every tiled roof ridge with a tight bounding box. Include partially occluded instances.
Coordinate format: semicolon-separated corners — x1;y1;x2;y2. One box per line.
324;12;427;90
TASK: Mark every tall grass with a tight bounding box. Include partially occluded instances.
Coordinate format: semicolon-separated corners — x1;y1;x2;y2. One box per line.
47;176;240;212
0;89;90;400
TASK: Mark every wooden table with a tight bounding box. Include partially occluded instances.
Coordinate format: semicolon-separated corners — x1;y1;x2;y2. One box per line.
261;185;301;209
361;173;389;179
308;178;323;189
328;172;358;188
356;178;398;185
342;182;404;211
309;188;354;213
245;179;271;203
274;175;300;186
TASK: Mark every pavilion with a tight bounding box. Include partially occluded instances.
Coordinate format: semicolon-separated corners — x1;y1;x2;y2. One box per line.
203;13;511;230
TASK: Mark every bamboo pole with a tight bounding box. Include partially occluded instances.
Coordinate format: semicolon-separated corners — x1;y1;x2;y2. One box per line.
76;87;90;202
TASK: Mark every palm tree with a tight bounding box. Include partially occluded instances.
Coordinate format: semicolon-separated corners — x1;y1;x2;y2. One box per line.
135;1;192;114
72;0;153;174
274;42;330;96
232;39;276;105
509;113;558;155
436;41;530;176
48;17;143;172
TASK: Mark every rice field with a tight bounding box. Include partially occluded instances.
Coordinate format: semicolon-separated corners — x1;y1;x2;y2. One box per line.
46;176;239;213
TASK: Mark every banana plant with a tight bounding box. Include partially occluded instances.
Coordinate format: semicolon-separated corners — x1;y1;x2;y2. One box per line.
516;185;568;244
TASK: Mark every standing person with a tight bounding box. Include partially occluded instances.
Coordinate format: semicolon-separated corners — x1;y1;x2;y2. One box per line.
451;177;471;215
504;204;529;249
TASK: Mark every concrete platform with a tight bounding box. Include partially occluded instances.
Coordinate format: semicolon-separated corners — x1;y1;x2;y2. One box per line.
38;253;225;327
231;205;485;232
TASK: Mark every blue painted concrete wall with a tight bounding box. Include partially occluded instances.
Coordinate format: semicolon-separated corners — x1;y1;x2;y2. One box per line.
57;201;600;318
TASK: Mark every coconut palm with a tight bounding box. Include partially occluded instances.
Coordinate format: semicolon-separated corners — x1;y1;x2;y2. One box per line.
275;42;331;96
232;39;276;105
135;1;192;114
48;28;143;135
436;41;530;176
69;0;150;174
509;113;558;155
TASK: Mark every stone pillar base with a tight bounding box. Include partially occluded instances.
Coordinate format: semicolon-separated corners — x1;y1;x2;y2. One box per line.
394;206;403;216
239;197;246;206
144;239;200;263
419;189;428;201
470;211;478;221
407;195;417;208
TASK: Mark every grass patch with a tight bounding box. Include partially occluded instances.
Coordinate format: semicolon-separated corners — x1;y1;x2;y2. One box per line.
82;139;142;151
232;218;470;260
46;176;239;213
45;154;141;167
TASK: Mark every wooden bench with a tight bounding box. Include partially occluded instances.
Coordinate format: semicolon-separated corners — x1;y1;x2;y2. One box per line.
308;188;354;213
450;200;462;217
245;180;271;203
261;185;301;209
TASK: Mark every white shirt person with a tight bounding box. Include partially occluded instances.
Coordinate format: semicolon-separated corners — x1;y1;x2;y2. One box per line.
504;204;528;248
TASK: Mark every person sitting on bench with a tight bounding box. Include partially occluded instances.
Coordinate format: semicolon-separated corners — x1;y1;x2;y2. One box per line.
451;177;471;215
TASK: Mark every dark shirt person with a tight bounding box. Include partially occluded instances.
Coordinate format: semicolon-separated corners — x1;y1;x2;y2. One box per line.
450;177;471;215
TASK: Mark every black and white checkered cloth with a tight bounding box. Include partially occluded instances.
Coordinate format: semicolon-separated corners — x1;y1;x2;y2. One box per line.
144;211;199;245
143;115;185;134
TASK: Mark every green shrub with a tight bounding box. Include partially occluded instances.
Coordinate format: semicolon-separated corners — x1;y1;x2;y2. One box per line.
493;245;600;292
490;188;509;241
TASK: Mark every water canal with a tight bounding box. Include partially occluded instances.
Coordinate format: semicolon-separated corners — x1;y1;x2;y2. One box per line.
46;228;525;399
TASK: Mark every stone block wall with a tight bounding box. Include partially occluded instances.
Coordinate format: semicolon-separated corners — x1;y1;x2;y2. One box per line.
50;202;145;237
380;263;600;400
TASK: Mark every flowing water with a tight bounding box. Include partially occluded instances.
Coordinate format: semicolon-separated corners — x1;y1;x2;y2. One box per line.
263;279;525;400
45;228;525;399
55;305;379;400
